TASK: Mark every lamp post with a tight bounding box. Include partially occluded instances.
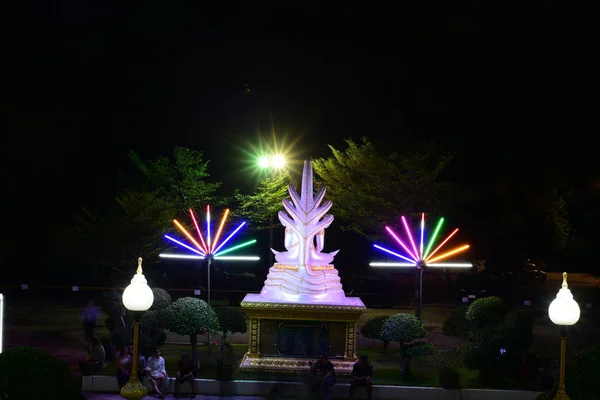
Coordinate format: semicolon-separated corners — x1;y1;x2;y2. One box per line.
258;153;287;266
0;293;4;354
548;272;580;400
120;257;154;400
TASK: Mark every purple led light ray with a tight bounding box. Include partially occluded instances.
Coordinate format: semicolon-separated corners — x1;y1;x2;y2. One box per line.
373;244;417;264
401;216;420;262
165;234;206;256
385;226;418;262
211;221;247;255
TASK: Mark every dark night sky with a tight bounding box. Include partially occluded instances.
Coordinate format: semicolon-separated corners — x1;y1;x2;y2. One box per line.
1;4;598;260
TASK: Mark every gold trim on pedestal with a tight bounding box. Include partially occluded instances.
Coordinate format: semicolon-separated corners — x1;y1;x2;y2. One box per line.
248;317;260;357
344;322;358;361
239;354;357;375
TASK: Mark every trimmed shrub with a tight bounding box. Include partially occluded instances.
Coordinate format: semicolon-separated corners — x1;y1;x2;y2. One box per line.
150;287;172;311
442;304;470;338
465;296;505;327
361;315;390;347
0;346;84;400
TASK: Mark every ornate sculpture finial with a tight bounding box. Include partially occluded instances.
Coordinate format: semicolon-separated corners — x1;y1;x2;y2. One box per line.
562;272;568;289
271;160;339;268
137;257;143;274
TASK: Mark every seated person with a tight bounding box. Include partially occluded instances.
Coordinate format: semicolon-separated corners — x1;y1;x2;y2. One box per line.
310;352;336;400
79;337;105;375
350;355;373;400
146;348;168;399
115;346;132;389
174;355;196;397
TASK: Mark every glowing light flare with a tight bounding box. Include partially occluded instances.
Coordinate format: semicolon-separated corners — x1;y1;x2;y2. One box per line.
206;205;211;252
160;253;205;260
427;263;473;268
423;217;444;261
211;209;230;253
373;244;416;264
370;262;416;267
212;221;247;255
424;228;459;263
189;208;208;253
419;212;425;260
214;239;257;257
173;220;206;254
385;226;418;261
215;256;261;261
426;245;470;264
258;155;270;168
0;293;4;353
401;216;420;263
271;154;286;168
164;235;205;256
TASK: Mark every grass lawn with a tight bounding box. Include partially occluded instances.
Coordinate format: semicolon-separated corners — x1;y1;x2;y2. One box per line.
3;302;531;390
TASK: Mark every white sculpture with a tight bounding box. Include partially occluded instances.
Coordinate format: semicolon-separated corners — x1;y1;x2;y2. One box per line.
260;160;346;302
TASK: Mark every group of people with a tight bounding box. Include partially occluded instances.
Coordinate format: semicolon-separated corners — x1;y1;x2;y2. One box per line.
80;299;196;398
309;353;373;400
116;347;196;398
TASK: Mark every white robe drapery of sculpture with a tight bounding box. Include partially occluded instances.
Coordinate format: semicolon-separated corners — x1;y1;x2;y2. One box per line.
260;160;347;302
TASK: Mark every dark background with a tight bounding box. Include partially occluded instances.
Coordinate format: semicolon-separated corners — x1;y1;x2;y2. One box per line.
1;4;598;282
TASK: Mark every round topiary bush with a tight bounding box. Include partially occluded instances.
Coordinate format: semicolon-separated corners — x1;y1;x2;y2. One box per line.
150;287;172;311
0;346;84;400
361;315;390;347
442;304;470;338
465;296;506;327
381;313;426;343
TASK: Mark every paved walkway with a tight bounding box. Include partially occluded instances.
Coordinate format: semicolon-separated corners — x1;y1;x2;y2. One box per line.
84;394;273;400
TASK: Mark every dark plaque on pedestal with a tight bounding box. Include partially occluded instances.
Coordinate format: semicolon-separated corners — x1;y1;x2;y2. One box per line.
277;322;328;358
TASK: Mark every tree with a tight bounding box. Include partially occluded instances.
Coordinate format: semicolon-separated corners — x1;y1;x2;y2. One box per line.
166;297;219;367
129;147;222;213
381;313;435;375
462;297;533;382
235;172;291;231
360;315;390;348
0;347;84;400
63;189;175;281
214;306;247;366
313;137;462;239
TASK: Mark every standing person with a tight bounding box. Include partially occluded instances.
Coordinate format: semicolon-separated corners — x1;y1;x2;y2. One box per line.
81;299;100;341
350;355;373;400
310;352;336;400
146;348;168;399
174;354;196;397
115;345;132;390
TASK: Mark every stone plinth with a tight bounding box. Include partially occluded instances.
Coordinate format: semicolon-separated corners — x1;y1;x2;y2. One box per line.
239;293;366;374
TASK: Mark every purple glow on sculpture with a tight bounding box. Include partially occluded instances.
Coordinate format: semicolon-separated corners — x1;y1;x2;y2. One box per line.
385;226;418;261
401;216;420;262
212;221;247;255
164;234;205;256
373;244;417;264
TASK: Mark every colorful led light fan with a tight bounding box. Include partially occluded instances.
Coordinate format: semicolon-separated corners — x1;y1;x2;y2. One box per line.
159;205;259;261
370;213;471;269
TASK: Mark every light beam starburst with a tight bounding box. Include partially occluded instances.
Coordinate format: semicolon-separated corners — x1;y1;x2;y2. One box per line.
370;213;472;269
160;206;260;261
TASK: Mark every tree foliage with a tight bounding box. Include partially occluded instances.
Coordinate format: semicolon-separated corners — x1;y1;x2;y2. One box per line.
462;297;533;379
65;189;174;280
167;297;219;368
167;297;219;336
235;172;291;230
129;147;222;213
214;306;247;343
0;347;84;400
381;313;435;374
442;304;471;338
360;315;390;347
150;287;172;311
312;137;462;238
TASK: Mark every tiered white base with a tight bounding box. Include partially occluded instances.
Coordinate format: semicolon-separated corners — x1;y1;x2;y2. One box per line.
260;263;346;303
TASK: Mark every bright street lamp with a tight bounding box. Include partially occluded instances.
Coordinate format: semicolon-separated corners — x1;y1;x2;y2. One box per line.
120;257;154;400
548;272;580;400
271;154;286;169
258;155;270;169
